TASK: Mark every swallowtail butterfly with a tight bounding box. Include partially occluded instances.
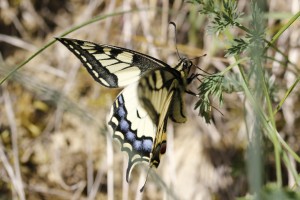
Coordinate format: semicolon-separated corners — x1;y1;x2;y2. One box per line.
56;37;196;186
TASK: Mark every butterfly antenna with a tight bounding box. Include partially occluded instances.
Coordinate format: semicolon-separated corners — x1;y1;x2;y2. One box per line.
190;53;207;61
198;68;212;76
139;167;151;192
169;21;181;60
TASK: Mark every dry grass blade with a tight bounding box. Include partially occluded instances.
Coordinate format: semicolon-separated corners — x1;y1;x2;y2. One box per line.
2;88;25;200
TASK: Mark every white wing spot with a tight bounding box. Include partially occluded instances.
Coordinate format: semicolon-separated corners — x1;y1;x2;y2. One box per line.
74;49;80;55
132;154;142;162
88;49;97;54
81;45;94;50
123;143;133;151
81;56;87;62
104;48;111;55
86;63;92;69
83;42;95;47
115;131;125;140
110;117;118;126
92;70;99;78
100;78;110;87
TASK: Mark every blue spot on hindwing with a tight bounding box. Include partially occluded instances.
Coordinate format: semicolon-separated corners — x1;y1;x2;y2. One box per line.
126;131;136;142
118;95;124;104
133;140;142;151
117;107;125;117
142;139;153;152
120;119;129;132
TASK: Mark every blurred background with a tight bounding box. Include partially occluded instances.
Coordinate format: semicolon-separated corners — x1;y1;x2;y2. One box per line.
0;0;299;199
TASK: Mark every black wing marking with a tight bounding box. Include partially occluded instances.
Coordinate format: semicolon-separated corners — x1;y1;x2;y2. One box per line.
56;37;171;88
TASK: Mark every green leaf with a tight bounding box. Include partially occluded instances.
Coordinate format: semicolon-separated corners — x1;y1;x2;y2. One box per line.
194;74;224;123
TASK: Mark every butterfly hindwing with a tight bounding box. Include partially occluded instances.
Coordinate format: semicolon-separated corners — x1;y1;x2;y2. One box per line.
108;83;156;181
108;68;185;180
56;38;170;88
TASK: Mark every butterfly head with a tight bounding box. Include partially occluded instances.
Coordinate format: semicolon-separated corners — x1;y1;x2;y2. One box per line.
175;58;194;80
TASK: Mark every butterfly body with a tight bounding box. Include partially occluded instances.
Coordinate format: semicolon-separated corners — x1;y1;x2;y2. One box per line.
56;37;193;182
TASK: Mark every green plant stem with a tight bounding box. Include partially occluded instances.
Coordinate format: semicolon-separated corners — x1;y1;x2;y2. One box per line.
238;63;300;182
223;6;300;190
268;11;300;47
221;57;248;75
255;52;282;187
282;152;300;187
274;76;300;115
275;130;300;163
0;40;54;85
274;137;283;187
234;12;300;187
238;61;282;186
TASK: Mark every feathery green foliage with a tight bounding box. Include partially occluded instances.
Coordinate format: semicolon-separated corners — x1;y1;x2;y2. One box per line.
194;75;223;123
191;0;300;198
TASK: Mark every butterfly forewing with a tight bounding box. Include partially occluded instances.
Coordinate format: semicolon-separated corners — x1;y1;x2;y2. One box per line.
138;68;185;167
56;38;170;88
